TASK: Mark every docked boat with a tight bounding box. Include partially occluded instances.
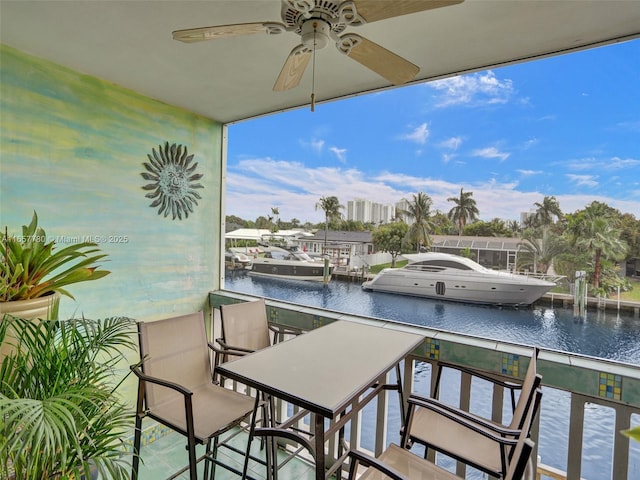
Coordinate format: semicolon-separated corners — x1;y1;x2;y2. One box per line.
250;246;334;282
362;252;555;306
225;250;252;270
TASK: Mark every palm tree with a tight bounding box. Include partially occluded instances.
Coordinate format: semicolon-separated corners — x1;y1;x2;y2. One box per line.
574;217;628;289
447;188;479;236
517;228;567;274
402;192;434;252
507;220;521;235
534;196;562;229
270;206;280;232
315;196;344;245
565;204;628;289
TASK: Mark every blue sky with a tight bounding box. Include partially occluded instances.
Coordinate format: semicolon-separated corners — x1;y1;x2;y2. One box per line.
226;39;639;224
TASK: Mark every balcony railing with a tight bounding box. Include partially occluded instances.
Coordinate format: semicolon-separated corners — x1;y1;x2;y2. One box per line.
209;290;640;480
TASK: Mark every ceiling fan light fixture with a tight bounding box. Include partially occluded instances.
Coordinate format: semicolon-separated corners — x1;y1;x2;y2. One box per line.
301;19;331;49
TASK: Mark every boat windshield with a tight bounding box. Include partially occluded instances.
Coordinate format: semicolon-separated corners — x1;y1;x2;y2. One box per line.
266;249;314;262
406;260;474;272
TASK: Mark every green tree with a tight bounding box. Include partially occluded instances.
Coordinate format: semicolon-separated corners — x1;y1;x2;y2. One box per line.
517;228;567;274
507;220;521;235
402;192;434;252
447;188;479;235
533;195;563;229
269;207;280;232
575;218;627;289
340;219;366;231
225;214;247;230
315;196;344;245
565;203;628;289
431;211;457;235
463;218;512;237
254;215;271;229
372;222;409;267
619;213;640;259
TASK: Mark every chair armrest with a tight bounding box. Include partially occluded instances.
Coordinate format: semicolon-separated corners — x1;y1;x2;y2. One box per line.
347;449;407;480
253;427;316;460
214;338;255;355
408;394;522;440
437;361;522;390
209;340;253;357
130;364;192;397
268;323;304;337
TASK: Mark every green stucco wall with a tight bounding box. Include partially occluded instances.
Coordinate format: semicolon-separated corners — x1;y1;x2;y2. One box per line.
0;44;223;321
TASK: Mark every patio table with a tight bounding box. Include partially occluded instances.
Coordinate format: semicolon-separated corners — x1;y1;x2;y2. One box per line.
216;319;425;480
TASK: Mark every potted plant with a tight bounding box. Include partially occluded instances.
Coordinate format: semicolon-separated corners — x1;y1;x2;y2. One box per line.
1;211;110;320
0;314;136;479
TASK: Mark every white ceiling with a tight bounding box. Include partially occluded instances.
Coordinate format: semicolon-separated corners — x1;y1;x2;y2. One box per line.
2;0;639;124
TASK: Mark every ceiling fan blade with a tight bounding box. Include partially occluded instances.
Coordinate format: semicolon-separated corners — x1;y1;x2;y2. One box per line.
338;34;419;85
173;22;280;43
353;0;463;23
273;45;312;92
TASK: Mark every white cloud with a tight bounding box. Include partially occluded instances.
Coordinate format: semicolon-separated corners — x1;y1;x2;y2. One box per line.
427;71;514;107
566;174;599;188
400;123;429;144
607;156;640;169
299;138;325;153
472;147;511;161
440;136;462;150
566;156;640;171
442;153;457;163
329;147;347;163
225;157;640;224
517;169;543;176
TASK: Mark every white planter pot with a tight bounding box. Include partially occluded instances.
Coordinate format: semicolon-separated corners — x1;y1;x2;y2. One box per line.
0;293;60;360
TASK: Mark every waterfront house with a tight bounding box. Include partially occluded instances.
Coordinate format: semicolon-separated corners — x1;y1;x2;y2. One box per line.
2;2;639;479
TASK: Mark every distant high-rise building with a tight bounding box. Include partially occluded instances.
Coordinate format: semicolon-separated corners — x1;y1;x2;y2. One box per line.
347;198;394;225
395;198;412;223
520;210;536;226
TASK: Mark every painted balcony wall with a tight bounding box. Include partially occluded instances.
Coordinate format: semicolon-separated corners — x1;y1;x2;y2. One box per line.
0;44;223;321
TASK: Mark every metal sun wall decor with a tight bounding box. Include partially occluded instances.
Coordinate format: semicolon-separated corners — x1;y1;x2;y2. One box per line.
141;142;204;220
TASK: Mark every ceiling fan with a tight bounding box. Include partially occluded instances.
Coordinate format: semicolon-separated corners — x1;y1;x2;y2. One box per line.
173;0;463;95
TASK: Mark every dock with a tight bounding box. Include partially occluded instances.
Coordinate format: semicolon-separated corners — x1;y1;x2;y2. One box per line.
538;292;640;317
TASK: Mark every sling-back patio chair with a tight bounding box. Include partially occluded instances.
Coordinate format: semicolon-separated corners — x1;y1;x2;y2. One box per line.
346;389;541;480
214;298;304;479
402;348;542;478
430;348;541;420
213;298;302;371
131;311;269;480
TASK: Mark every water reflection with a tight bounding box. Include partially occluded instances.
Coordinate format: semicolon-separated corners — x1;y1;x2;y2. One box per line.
225;274;640;478
226;274;640;364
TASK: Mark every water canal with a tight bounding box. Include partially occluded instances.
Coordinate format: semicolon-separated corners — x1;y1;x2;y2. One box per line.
224;273;640;479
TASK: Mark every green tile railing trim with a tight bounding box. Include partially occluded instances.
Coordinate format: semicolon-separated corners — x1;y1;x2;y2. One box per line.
425;338;440;360
599;372;622;401
502;353;520;377
209;291;640;408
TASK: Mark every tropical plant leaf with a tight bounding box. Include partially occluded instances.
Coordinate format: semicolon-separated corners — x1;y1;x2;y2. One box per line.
622;425;640;442
1;212;110;301
0;316;136;479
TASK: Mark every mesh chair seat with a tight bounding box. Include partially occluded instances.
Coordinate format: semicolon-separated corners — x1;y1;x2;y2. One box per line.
408;403;510;473
150;383;257;442
358;444;461;480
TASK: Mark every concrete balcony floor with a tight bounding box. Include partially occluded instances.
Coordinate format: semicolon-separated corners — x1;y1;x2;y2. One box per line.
136;428;320;480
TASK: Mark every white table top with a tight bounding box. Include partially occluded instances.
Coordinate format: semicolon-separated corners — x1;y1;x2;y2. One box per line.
216;320;424;418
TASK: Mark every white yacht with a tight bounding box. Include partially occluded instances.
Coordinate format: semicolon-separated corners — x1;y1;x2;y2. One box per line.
362;252;555;306
250;246;334;282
